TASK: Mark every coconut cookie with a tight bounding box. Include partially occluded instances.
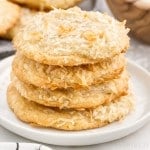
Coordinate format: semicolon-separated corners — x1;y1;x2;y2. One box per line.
11;70;128;109
9;0;82;10
7;84;133;131
0;0;21;36
12;53;126;89
13;7;129;66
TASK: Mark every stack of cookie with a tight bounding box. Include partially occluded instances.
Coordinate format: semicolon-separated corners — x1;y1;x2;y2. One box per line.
7;7;134;131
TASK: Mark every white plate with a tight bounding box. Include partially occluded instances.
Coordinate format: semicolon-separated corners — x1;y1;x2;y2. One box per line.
0;56;150;146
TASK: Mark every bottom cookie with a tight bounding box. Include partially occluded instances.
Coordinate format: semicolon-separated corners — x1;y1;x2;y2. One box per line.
7;84;134;131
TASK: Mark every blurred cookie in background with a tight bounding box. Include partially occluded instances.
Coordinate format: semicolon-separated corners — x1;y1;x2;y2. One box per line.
107;0;150;44
0;0;21;38
4;8;38;40
8;0;82;11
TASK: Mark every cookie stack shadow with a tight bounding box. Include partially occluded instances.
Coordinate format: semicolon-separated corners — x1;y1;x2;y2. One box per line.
7;7;134;131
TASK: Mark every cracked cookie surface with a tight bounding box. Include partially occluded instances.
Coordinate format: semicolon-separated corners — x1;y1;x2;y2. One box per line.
13;7;129;66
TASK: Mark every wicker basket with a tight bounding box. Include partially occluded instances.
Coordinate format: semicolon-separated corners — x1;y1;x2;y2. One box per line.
107;0;150;44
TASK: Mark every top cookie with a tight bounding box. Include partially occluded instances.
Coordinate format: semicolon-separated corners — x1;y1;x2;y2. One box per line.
9;0;82;10
0;0;21;35
14;7;129;66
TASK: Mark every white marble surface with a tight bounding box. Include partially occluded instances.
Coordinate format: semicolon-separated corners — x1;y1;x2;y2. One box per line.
0;0;150;149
